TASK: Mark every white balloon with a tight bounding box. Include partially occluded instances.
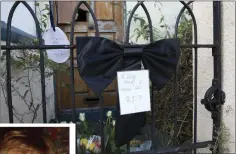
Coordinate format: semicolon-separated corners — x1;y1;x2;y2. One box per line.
43;27;70;63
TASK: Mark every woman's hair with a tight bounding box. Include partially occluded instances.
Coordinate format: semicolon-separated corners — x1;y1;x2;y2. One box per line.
0;128;55;154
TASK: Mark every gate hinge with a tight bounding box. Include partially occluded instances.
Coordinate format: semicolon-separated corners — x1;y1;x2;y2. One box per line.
201;79;226;112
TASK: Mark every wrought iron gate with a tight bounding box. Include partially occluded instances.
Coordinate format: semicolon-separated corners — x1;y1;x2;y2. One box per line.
1;1;225;154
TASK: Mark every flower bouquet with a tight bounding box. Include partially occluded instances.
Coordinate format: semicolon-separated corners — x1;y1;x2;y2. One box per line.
77;112;102;154
77;111;152;154
77;111;119;154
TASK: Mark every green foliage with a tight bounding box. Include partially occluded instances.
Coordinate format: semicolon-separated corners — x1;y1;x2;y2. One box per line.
128;10;163;42
128;3;172;42
35;1;50;33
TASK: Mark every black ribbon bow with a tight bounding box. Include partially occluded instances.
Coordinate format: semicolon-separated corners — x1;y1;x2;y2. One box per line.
76;36;180;147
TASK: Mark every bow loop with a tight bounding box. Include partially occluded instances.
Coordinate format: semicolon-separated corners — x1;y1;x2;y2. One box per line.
76;36;123;96
142;38;180;89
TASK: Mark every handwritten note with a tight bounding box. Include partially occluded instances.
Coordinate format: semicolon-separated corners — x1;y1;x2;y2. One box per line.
117;70;151;115
43;27;70;63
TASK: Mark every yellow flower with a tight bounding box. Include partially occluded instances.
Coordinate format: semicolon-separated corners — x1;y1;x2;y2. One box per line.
88;142;95;151
80;138;88;147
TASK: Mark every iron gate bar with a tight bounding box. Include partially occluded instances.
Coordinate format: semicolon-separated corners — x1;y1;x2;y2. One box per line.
68;1;100;152
1;44;217;50
69;1;99;124
173;1;194;146
176;2;199;154
125;1;154;150
5;1;47;123
212;2;222;153
99;94;105;151
53;70;59;123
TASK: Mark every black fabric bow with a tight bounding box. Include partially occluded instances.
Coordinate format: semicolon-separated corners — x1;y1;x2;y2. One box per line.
76;36;180;147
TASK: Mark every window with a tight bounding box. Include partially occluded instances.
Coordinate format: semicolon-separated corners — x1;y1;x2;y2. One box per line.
56;2;88;24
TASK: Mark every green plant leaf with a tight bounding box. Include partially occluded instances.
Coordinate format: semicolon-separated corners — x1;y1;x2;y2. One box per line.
35;2;39;6
42;14;48;19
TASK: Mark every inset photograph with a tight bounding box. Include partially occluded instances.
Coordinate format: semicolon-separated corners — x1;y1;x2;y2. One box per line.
0;124;75;154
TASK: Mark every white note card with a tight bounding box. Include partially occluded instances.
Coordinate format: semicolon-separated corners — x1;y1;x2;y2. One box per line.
43;27;70;63
117;70;151;115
